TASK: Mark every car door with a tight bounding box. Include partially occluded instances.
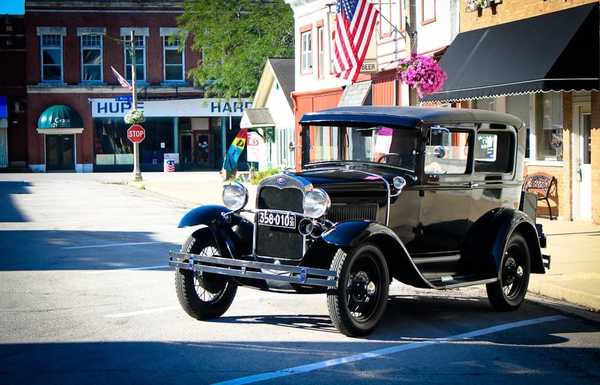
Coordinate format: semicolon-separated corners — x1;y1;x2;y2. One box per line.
416;124;475;256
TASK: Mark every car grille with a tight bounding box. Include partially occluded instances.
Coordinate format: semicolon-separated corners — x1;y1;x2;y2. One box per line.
327;204;378;222
255;186;304;260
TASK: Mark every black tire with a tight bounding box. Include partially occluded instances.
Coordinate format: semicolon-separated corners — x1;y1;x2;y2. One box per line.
327;244;389;337
175;233;237;320
486;233;531;311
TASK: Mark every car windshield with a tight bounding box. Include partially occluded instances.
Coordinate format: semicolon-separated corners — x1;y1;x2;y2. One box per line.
307;125;418;171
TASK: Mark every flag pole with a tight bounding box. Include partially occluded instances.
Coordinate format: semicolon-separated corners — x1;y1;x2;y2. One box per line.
131;31;142;182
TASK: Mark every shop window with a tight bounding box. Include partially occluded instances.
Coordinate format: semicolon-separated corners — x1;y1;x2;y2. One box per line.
164;36;184;82
473;97;495;111
317;26;324;79
474;130;515;174
81;34;103;82
301;30;312;73
41;34;63;82
94;118;133;166
506;94;531;159
124;35;145;81
535;92;563;161
425;126;471;175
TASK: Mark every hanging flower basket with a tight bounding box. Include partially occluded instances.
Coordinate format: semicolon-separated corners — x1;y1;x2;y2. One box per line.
397;54;447;98
124;109;145;125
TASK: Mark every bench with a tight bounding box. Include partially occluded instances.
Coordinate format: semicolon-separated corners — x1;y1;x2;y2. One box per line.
522;173;558;220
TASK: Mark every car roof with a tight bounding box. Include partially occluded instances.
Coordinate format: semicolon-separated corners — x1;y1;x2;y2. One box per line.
299;106;524;129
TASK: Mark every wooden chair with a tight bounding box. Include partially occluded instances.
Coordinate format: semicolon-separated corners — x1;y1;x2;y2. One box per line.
522;173;558;220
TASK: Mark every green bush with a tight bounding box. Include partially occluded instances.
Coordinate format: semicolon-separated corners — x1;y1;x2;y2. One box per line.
250;168;281;185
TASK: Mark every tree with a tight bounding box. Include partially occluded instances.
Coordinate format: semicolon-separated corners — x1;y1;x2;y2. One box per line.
178;0;294;98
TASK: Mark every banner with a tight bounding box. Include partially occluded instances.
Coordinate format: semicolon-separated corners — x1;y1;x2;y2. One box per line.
223;128;248;173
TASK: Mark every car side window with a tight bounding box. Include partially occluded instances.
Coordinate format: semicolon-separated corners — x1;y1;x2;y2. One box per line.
424;126;471;175
474;129;516;174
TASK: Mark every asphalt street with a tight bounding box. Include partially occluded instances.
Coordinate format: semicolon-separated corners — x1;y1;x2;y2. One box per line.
1;173;599;385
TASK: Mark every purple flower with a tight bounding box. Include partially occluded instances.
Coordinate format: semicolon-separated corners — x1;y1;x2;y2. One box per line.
397;54;447;97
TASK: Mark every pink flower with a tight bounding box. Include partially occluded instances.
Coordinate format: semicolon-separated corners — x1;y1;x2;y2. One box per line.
397;54;447;97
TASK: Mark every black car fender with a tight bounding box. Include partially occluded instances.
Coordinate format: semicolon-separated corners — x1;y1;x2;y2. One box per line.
178;205;253;258
462;208;545;278
320;221;434;289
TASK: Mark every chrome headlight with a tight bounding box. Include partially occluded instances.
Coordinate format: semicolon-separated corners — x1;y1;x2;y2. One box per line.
303;188;331;219
222;182;248;211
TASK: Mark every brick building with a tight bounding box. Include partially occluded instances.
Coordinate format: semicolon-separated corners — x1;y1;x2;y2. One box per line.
0;14;26;169
25;0;251;172
424;0;600;223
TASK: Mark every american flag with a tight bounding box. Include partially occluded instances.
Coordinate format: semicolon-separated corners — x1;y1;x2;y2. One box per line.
333;0;379;82
110;66;133;91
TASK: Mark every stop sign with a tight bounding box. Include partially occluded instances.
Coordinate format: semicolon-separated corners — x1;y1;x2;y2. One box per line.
127;124;145;144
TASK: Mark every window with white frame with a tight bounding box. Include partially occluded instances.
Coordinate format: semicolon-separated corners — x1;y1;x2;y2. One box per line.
124;35;146;81
41;34;63;82
506;94;531;159
81;34;103;82
163;36;184;81
301;30;312;73
379;0;392;37
535;92;563;161
317;26;324;78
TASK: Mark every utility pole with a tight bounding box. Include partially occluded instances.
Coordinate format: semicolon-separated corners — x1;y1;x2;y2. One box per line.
130;31;142;182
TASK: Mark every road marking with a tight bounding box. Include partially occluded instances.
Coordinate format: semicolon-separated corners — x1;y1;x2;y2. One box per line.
63;241;166;250
212;315;567;385
105;306;178;318
85;265;169;274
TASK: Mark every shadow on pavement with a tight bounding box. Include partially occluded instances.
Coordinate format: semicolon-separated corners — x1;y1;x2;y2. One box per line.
0;317;598;385
0;181;32;222
0;230;179;271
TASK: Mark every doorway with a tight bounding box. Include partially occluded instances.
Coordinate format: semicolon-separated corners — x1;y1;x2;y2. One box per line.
572;103;592;220
46;134;75;171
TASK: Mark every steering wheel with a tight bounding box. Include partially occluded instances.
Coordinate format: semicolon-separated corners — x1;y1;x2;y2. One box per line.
377;153;402;165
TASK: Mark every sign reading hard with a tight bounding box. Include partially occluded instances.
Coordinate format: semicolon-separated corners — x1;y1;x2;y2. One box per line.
127;124;145;143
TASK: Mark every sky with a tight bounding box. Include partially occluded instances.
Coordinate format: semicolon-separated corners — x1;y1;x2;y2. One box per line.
1;0;25;15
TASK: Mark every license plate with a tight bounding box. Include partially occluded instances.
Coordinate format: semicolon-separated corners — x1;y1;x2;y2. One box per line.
257;211;297;229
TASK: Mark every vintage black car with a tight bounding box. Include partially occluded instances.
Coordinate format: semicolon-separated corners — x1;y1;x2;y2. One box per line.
169;106;550;337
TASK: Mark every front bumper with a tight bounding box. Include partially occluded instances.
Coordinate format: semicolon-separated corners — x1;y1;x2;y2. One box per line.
169;251;337;288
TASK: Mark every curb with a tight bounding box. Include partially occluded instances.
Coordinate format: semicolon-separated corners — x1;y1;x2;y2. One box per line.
528;281;600;313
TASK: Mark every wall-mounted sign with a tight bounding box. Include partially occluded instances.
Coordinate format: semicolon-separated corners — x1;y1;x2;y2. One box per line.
90;98;253;118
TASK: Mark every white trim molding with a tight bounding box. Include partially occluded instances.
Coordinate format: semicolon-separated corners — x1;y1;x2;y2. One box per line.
75;163;93;173
37;128;84;135
160;27;181;36
36;26;66;36
120;27;149;36
77;27;106;36
29;164;46;172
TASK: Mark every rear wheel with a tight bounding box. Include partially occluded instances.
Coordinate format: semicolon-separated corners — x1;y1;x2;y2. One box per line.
175;233;237;320
327;244;389;337
486;233;531;311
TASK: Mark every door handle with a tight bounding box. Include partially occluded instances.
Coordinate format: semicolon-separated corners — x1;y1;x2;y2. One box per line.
464;182;479;188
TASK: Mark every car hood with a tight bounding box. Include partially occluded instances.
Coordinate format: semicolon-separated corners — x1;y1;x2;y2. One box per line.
295;165;415;199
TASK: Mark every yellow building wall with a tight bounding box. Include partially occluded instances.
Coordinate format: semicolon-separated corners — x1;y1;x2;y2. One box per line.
461;0;599;32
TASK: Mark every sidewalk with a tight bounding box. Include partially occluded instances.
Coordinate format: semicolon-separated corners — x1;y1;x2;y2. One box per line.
529;218;600;311
136;171;599;312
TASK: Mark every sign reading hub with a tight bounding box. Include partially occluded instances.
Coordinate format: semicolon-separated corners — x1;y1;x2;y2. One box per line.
91;98;252;118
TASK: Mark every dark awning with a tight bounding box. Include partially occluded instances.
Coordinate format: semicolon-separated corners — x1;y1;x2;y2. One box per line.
37;104;84;134
423;3;599;102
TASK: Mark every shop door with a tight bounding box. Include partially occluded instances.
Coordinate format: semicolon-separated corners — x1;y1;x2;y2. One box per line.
0;127;8;168
46;135;74;171
573;104;592;220
180;134;192;165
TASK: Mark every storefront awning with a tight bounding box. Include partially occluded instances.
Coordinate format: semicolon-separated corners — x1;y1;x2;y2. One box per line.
423;3;599;103
240;108;275;129
37;104;84;134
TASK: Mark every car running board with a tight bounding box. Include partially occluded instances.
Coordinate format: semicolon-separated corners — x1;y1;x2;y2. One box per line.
426;274;498;289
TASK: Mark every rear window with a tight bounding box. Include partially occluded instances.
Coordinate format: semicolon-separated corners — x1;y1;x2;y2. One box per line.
474;130;515;173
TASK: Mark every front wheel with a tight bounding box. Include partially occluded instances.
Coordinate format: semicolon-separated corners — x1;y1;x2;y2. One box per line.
175;233;237;320
486;233;531;311
327;244;389;337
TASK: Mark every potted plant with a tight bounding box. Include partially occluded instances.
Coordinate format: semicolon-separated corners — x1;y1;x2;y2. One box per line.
397;54;447;98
